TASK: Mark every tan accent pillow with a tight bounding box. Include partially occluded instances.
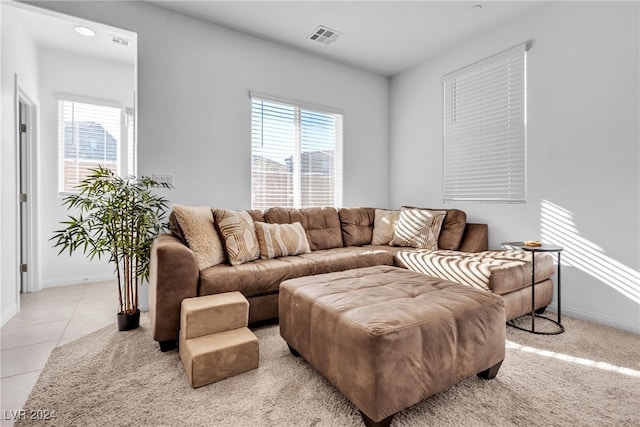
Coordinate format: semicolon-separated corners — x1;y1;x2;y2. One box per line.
390;208;447;250
263;207;343;251
254;222;311;259
171;205;225;270
212;209;260;266
371;209;401;245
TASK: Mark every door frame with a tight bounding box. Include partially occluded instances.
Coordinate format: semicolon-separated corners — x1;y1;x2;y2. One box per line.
16;78;40;295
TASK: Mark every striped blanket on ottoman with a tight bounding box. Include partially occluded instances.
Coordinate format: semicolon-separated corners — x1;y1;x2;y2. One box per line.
395;249;555;295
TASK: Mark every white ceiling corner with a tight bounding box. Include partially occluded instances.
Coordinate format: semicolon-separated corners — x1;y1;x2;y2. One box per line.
146;0;543;76
7;2;137;66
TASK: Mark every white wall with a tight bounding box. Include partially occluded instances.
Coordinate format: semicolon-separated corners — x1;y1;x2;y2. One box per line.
38;47;135;287
390;2;640;332
0;0;388;322
29;1;390;211
26;1;636;333
0;3;40;324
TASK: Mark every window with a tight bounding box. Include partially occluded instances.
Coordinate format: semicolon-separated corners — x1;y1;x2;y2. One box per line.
250;93;343;210
58;100;132;193
442;44;527;203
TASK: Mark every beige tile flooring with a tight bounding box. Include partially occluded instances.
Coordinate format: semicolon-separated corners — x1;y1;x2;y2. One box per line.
1;281;117;426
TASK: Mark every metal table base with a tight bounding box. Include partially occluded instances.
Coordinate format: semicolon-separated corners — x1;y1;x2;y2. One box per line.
502;242;564;335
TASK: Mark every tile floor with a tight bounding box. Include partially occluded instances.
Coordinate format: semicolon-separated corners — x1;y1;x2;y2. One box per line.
1;281;117;427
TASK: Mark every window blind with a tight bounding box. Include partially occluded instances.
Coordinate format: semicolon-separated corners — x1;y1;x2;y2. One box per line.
442;44;527;203
251;94;343;210
58;100;122;193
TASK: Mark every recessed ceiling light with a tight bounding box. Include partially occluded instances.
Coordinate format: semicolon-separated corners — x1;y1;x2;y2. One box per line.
74;26;96;37
471;4;484;11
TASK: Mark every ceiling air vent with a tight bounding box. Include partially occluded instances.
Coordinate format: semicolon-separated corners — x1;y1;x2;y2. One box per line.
308;26;343;45
112;36;130;47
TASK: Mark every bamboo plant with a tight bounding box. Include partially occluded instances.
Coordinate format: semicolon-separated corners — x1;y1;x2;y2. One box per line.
52;166;171;324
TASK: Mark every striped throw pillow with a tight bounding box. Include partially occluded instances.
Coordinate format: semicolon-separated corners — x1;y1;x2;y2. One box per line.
390;208;447;250
213;209;260;266
254;222;311;259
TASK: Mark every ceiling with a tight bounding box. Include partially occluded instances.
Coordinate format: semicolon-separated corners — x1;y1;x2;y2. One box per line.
148;0;542;76
8;2;136;66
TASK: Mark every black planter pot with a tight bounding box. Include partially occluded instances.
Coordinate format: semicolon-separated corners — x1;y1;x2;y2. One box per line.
117;309;140;331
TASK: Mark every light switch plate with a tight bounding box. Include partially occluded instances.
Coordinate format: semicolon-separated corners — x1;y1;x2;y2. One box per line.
152;173;174;186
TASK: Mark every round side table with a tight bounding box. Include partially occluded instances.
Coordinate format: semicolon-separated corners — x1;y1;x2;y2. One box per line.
501;242;564;335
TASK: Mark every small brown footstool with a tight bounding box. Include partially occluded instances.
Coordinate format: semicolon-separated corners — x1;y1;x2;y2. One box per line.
179;292;259;388
279;265;505;427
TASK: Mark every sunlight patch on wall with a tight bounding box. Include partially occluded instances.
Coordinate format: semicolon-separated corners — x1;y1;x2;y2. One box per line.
506;341;640;377
540;200;640;304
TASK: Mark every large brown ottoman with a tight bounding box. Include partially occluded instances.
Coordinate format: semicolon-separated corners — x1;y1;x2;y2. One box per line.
279;265;506;427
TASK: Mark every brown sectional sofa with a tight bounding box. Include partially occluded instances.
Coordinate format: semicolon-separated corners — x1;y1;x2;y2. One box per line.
150;206;554;351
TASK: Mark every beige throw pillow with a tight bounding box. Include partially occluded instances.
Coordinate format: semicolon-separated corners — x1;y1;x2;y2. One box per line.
390;208;447;250
254;222;311;259
213;209;260;266
371;209;401;245
172;205;225;270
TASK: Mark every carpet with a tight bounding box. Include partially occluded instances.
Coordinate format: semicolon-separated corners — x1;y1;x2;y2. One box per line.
16;313;640;426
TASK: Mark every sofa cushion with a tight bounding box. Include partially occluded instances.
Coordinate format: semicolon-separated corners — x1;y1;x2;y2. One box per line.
364;244;409;256
371;209;400;245
171;205;226;270
199;256;316;298
402;206;467;250
254;222;311;259
199;247;393;300
263;207;343;251
479;250;556;295
245;210;265;223
298;247;394;275
168;211;186;244
213;209;260;266
390;208;447;250
338;207;375;247
393;249;555;295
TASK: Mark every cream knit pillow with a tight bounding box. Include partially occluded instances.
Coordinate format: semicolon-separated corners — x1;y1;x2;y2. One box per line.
172;205;225;270
371;209;401;245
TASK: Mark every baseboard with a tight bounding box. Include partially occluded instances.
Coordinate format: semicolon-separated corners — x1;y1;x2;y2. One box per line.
41;274;115;288
548;303;640;334
1;304;19;327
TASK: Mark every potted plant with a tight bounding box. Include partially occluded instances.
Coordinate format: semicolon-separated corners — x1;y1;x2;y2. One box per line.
52;166;171;331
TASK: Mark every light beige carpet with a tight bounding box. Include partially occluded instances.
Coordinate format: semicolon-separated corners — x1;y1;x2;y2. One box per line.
16;313;640;426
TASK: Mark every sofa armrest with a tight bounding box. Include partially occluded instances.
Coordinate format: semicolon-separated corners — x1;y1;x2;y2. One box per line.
458;223;488;252
149;233;199;343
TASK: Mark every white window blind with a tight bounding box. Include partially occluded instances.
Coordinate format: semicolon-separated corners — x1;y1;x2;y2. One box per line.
251;93;343;210
58;100;122;193
442;44;527;203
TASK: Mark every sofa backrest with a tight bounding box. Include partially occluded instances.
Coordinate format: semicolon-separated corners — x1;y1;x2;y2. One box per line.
168;211;186;244
338;207;375;247
263;207;343;251
169;205;470;253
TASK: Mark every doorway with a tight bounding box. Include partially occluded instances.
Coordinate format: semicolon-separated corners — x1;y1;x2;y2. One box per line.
4;1;137;295
17;91;38;294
